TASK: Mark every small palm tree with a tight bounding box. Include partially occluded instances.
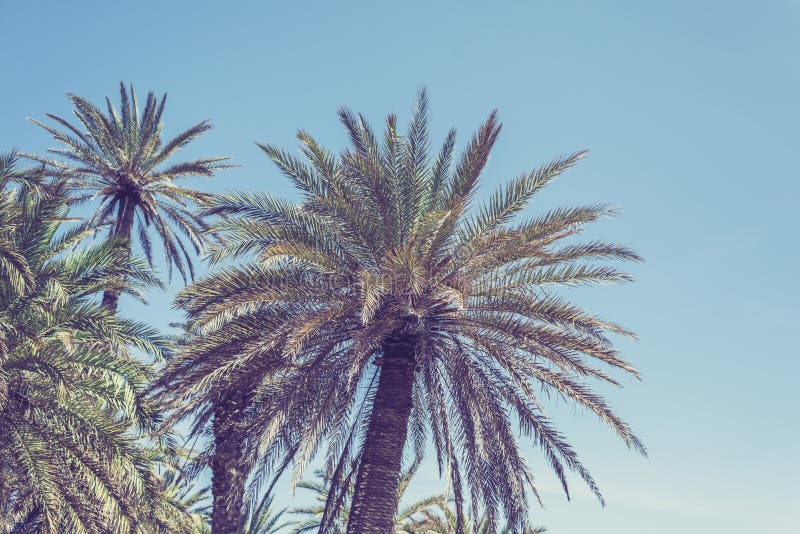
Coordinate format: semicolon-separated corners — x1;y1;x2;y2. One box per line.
409;501;547;534
394;463;449;534
25;82;231;312
243;493;290;534
159;91;644;533
0;153;171;532
291;460;444;534
290;472;349;534
189;493;288;534
143;448;288;534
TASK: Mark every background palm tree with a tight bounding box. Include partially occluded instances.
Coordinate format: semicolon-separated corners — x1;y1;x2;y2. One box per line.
151;324;261;533
146;450;288;534
189;491;288;534
143;449;211;534
157;91;644;533
25;82;231;312
409;500;547;534
290;460;444;534
0;153;172;532
242;493;290;534
0;152;40;295
289;471;349;534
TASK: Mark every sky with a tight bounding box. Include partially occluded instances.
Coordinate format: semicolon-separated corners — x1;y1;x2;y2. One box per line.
2;1;798;532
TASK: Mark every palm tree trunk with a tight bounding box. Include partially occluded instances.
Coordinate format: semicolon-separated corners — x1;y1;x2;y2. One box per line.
346;338;416;534
101;199;135;313
211;390;249;534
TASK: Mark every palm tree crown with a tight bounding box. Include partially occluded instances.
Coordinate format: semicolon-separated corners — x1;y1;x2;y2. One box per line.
25;82;231;311
156;90;645;533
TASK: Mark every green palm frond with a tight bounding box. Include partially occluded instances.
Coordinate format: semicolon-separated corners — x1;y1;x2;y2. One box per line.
0;171;174;532
243;493;290;534
405;498;548;534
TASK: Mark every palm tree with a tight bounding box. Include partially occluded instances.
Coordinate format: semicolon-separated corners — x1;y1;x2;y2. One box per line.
290;471;349;534
0;152;172;532
242;493;290;534
159;90;645;533
409;500;547;534
291;460;444;534
0;152;39;295
25;82;231;312
151;323;261;533
143;450;211;533
145;449;288;534
191;491;288;534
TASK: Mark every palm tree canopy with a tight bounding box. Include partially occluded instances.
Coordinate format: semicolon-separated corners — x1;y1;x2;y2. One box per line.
0;153;173;532
25;82;231;282
156;90;645;532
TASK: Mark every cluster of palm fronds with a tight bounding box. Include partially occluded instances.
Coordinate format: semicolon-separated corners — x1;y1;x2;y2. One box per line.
0;83;228;532
0;83;643;533
0;152;179;532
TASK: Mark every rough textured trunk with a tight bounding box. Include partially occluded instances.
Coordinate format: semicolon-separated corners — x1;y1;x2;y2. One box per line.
101;198;135;313
211;390;249;534
346;337;416;534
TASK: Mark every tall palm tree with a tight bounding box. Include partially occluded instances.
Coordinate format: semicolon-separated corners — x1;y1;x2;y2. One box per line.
158;91;645;533
25;82;231;312
0;152;172;532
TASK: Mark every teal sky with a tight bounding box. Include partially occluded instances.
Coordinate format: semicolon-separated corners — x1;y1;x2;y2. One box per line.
2;1;798;532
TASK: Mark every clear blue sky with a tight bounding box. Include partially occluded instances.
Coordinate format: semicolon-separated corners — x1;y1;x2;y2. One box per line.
2;1;798;532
